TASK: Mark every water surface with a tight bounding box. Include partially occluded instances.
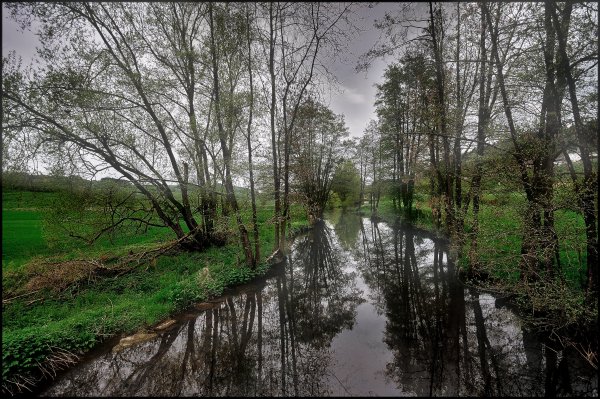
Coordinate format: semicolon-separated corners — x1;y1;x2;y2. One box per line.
41;212;598;396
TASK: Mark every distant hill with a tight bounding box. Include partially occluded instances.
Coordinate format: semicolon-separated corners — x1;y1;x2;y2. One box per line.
2;171;251;198
1;172;133;193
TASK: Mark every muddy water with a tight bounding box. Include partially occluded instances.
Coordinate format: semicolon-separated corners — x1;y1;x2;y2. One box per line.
41;212;598;396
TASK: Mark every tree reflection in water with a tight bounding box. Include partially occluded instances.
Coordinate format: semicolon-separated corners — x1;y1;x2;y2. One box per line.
42;220;363;397
41;214;597;396
355;217;597;397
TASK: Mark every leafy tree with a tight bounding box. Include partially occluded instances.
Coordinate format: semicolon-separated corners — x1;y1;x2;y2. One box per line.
290;99;349;220
330;160;361;209
3;3;222;250
360;1;597;299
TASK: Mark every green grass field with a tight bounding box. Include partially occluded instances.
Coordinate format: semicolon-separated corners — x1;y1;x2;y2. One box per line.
2;210;47;266
3;191;58;267
2;190;175;271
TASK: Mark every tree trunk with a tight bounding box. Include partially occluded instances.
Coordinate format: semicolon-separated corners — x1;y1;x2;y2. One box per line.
453;2;464;240
483;3;543;280
550;0;598;294
246;3;260;268
269;3;282;251
470;5;489;270
429;2;454;234
209;3;254;266
537;0;561;275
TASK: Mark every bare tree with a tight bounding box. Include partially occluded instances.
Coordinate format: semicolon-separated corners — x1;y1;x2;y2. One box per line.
262;2;356;250
208;3;255;266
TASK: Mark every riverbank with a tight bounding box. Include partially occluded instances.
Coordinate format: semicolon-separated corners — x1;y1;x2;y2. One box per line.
2;190;310;395
356;195;598;369
35;210;599;396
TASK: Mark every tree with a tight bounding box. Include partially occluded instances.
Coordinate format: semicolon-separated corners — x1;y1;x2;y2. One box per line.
360;1;597;295
360;2;466;230
289;99;349;221
482;1;564;279
244;2;261;267
2;3;249;256
375;64;407;210
330;160;361;209
548;0;598;294
263;2;356;250
356;136;369;211
375;56;432;213
361;119;384;214
468;2;499;269
208;3;256;266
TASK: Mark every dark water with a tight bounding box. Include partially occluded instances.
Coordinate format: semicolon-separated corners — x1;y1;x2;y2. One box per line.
41;212;598;396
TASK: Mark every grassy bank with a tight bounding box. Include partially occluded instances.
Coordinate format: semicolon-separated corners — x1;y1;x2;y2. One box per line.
2;189;309;394
368;190;588;285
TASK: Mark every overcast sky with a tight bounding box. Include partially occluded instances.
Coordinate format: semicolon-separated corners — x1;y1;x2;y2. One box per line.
1;3;422;139
323;2;401;138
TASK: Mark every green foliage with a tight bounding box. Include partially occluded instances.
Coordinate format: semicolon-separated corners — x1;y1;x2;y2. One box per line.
2;318;97;382
326;191;342;210
2;189;64;209
42;181;168;248
330;160;361;209
290;99;350;216
2;172;87;193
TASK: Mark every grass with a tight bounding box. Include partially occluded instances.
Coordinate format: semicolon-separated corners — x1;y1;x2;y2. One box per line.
368;188;588;288
2;189;309;394
2;189;176;271
2;210;47;266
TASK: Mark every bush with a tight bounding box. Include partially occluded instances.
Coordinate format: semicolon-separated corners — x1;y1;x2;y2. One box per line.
326;192;342;210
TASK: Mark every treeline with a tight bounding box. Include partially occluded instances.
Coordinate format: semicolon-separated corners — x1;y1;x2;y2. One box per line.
2;171;94;193
357;2;597;298
2;3;359;267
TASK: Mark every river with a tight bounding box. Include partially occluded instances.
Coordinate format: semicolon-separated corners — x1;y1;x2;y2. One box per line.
40;211;598;396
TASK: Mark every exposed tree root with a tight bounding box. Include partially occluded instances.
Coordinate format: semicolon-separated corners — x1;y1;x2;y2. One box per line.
1;346;80;397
